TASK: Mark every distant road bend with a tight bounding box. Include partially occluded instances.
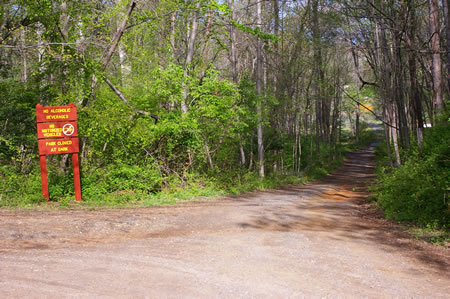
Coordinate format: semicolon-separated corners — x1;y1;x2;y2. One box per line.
0;145;449;297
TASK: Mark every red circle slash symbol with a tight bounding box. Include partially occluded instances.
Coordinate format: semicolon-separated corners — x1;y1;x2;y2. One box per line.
62;123;75;136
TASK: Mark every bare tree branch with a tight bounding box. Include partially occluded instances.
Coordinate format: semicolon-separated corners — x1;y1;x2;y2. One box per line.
104;76;159;124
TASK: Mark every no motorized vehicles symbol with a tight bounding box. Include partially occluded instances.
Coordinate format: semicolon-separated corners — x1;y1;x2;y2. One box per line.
63;123;75;136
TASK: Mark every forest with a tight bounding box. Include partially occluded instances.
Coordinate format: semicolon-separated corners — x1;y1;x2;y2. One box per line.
0;0;448;227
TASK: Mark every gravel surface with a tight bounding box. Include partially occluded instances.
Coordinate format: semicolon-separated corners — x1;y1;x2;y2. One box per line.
1;146;449;298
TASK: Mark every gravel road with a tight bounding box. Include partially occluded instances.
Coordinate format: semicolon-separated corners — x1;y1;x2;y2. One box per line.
1;146;449;298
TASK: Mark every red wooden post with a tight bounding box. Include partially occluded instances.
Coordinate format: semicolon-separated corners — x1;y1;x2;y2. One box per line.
72;153;82;201
39;155;49;200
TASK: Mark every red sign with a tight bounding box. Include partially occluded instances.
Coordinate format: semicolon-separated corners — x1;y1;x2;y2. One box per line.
37;122;78;139
36;103;81;201
36;103;77;123
38;138;79;155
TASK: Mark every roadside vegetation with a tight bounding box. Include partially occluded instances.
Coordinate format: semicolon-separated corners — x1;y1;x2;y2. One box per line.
373;111;449;240
1;119;363;208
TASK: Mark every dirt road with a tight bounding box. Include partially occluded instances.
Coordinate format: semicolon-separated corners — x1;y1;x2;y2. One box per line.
1;147;449;298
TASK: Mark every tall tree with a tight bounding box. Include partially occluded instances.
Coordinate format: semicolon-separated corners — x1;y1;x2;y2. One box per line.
429;0;444;112
442;0;450;93
256;0;265;177
405;0;424;148
312;0;322;154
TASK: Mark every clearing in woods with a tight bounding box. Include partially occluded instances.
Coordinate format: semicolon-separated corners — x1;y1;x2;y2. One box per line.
0;146;449;297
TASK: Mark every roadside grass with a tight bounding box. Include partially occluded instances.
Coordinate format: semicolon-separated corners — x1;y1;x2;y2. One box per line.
1;172;321;210
405;224;450;246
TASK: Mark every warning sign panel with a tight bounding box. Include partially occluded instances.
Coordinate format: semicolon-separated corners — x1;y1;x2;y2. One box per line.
38;138;79;155
36;104;77;123
37;122;78;139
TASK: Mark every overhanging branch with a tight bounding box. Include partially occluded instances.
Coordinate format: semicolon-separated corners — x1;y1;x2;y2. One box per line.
104;77;159;124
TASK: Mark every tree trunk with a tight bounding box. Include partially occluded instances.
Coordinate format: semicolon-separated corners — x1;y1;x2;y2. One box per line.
429;0;445;111
297;122;302;172
273;0;279;94
248;132;254;171
309;114;313;165
441;0;450;93
36;22;47;105
376;13;394;166
20;28;27;82
383;105;394;167
181;1;200;114
390;104;401;166
355;85;360;144
312;0;321;155
351;46;361;144
293;119;298;171
273;150;278;173
228;0;237;83
118;45;130;85
239;139;246;167
205;142;214;170
406;3;424;149
199;8;213;77
228;0;246;168
180;2;200;171
331;72;340;158
101;0;136;71
170;11;177;59
256;0;265;177
393;31;410;148
117;0;130;87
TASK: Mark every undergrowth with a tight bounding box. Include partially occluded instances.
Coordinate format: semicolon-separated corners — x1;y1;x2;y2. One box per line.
0;141;347;209
373;116;450;228
406;224;450;246
1;121;380;210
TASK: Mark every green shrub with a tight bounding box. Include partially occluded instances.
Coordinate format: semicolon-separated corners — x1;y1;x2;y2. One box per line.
0;165;45;207
375;122;450;226
308;166;329;180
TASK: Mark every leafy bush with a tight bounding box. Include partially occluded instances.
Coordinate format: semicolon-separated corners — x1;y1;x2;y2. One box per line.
0;165;45;207
375;121;450;226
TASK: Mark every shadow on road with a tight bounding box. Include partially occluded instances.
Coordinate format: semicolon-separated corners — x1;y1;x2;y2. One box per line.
235;147;450;275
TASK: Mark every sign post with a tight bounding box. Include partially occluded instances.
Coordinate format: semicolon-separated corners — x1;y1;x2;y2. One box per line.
36;103;81;201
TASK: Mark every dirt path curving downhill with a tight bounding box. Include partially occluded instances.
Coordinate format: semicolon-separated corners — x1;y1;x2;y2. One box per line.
0;146;449;297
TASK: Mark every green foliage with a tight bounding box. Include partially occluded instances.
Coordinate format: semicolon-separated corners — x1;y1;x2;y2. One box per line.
80;162;162;199
0;0;366;210
0;165;45;207
375;121;450;227
232;20;277;42
0;134;346;208
211;170;307;195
